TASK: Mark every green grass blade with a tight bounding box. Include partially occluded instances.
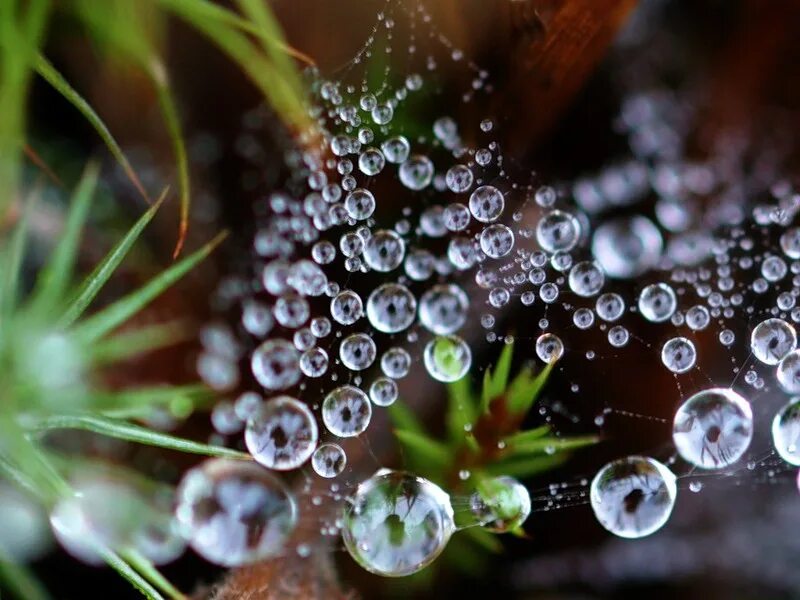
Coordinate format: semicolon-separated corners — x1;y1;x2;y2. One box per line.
150;70;189;258
394;429;450;472
27;413;250;459
157;0;314;66
91;320;190;365
0;0;51;218
91;384;211;417
120;550;186;600
34;55;149;201
160;3;311;134
0;547;51;600
1;184;38;322
386;400;425;435
507;362;553;415
235;0;306;97
97;546;164;600
30;162;98;311
71;230;227;342
58;190;166;328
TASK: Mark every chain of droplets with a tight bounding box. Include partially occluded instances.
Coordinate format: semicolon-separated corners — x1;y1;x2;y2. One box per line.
188;0;800;573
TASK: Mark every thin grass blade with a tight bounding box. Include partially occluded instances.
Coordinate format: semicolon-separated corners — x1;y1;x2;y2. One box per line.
149;70;189;258
71;230;227;342
58;190;166;328
120;549;186;600
34;55;148;201
0;548;51;600
90;320;190;365
30;162;98;312
97;546;165;600
27;413;250;459
1;184;39;322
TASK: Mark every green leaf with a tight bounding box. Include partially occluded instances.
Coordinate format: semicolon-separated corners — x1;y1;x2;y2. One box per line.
34;55;148;201
483;341;514;407
486;453;568;478
120;549;186;600
386;400;425;435
503;434;599;458
446;376;476;446
25;413;250;459
59;189;166;328
394;429;450;472
71;230;227;342
30;162;99;312
502;425;551;446
507;362;552;415
0;547;51;600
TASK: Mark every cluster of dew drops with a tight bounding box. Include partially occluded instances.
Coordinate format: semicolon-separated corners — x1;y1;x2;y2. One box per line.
164;2;800;579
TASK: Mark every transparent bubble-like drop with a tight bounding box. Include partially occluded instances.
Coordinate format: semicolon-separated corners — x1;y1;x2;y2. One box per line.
311;443;347;478
596;292;625;322
251;339;301;391
50;475;152;565
468;185;504;223
364;230;406;272
568;261;605;297
369;376;399;407
418;284;469;335
592;216;663;279
342;470;454;577
480;224;515;258
245;396;318;470
777;350;800;393
340;333;377;371
661;337;697;373
590;455;677;539
381;136;410;164
174;459;296;566
399;155;434;190
381;347;412;379
366;283;417;333
672;388;753;469
299;347;328;378
536;333;564;364
772;398;800;465
536;210;580;253
423;335;471;382
751;318;797;365
469;476;531;533
331;290;363;325
322;385;372;437
344;189;376;220
638;283;677;323
445;165;474;193
686;305;710;331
